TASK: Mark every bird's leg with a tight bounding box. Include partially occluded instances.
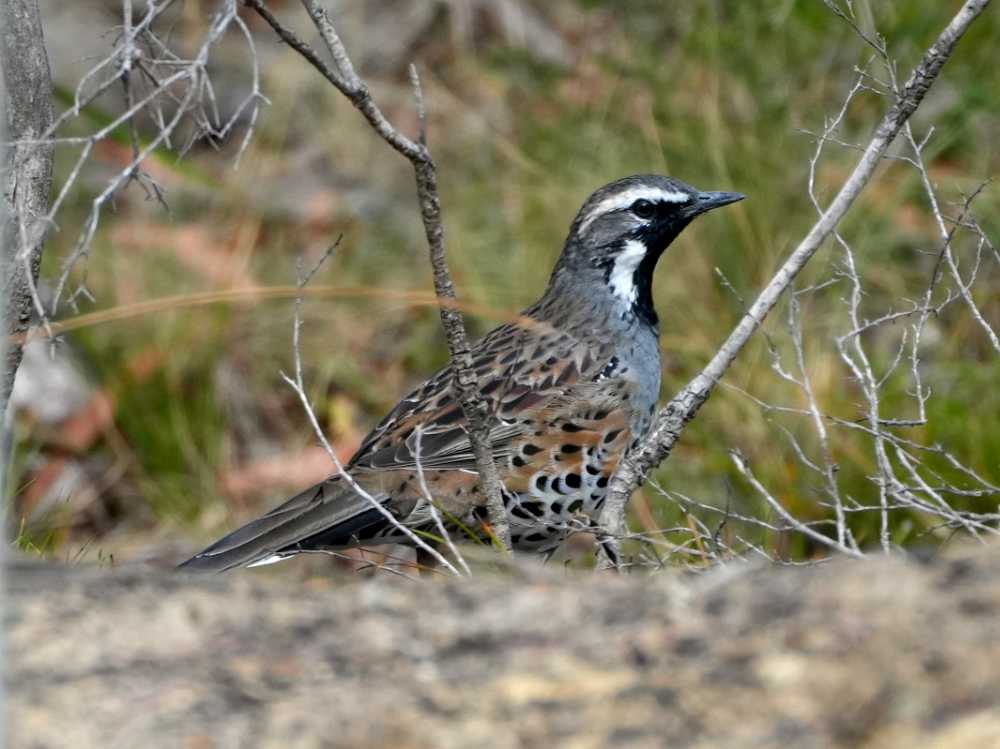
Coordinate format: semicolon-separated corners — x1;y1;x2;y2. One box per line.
592;521;621;571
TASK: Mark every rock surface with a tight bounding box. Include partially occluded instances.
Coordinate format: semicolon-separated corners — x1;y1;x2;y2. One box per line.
7;546;1000;748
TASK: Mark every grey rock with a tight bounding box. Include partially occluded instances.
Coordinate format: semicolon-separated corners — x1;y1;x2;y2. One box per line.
7;545;1000;747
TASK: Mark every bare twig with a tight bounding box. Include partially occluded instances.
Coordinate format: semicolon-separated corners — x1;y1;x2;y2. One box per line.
246;0;512;551
903;123;1000;354
597;0;992;567
282;242;463;577
2;0;263;319
693;105;997;566
728;450;863;558
413;428;471;575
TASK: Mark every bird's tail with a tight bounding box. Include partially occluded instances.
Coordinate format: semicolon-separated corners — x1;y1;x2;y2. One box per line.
177;476;392;573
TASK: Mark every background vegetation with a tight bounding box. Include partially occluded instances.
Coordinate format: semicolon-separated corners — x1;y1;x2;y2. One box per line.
10;0;999;569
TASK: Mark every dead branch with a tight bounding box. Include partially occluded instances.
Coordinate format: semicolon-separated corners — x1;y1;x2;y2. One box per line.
245;0;512;551
597;0;992;568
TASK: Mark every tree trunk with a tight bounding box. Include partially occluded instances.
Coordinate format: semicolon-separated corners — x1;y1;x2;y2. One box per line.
1;0;54;420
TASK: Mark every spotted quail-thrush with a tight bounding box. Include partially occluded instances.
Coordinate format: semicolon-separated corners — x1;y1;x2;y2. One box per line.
179;175;743;571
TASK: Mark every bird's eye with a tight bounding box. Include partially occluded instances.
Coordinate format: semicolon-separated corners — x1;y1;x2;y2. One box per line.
631;199;656;219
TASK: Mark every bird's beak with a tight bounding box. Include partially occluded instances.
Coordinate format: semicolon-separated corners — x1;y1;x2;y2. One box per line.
691;190;745;216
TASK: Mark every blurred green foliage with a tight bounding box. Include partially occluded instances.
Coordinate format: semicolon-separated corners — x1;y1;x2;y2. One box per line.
12;0;1000;566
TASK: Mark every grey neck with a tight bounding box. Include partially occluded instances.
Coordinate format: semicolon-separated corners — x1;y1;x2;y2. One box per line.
533;262;660;339
529;258;664;433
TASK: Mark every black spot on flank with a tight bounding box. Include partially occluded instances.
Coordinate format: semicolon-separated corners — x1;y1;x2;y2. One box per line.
535;475;549;492
562;423;583;432
512;456;526;468
567;499;583;513
522;501;545;518
511;534;522;545
596;476;609;488
594;410;609;420
595;497;606;509
603;429;623;444
511;506;531;520
526;532;548;543
551;502;563;514
585;464;601;475
565;473;582;489
523;444;543;455
561;444;581;454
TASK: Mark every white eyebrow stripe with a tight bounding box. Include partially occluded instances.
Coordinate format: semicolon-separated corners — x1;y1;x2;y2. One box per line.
578;186;690;233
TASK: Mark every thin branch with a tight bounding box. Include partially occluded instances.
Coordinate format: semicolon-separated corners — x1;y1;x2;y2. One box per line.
412;428;471;576
597;0;992;567
729;450;863;557
282;241;462;577
4;0;259;317
246;0;512;550
903;123;1000;354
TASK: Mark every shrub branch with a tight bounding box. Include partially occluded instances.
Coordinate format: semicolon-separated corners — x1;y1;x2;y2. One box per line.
245;0;512;550
597;0;993;568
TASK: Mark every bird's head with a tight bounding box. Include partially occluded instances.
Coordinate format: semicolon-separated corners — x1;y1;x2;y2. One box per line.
550;175;744;327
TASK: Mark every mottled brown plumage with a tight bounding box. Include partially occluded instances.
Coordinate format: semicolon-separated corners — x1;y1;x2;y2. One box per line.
179;175;743;571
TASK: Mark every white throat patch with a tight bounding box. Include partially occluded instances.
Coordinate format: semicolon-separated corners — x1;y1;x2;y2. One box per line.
608;239;647;305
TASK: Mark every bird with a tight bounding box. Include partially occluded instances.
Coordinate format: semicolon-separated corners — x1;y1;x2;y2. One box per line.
178;175;743;572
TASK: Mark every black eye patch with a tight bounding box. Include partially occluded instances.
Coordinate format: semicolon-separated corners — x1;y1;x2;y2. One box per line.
631;199;656;219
